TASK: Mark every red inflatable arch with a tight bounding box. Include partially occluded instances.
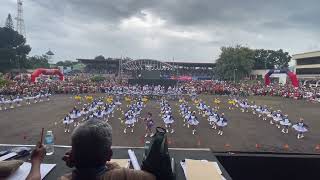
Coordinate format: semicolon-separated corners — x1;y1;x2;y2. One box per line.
264;69;299;87
31;68;64;82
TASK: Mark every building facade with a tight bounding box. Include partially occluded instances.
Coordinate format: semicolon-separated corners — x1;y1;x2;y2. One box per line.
292;51;320;80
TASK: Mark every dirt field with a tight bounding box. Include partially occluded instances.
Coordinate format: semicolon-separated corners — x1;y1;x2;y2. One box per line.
0;94;320;154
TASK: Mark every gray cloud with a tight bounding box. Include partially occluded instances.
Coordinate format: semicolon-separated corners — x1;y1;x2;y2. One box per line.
1;0;319;63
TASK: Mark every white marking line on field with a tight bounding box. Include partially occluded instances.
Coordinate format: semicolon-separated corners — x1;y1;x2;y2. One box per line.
0;144;210;151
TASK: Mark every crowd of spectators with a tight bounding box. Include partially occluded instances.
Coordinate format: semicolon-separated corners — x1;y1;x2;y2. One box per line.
1;73;320;102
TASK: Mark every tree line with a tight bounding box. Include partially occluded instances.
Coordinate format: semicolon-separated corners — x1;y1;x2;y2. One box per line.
0;14;52;72
215;45;291;81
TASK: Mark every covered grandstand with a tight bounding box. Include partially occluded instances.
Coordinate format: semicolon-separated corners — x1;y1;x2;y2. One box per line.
77;57;215;80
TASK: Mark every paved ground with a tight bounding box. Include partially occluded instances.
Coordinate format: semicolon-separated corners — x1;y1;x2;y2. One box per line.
0;94;319;154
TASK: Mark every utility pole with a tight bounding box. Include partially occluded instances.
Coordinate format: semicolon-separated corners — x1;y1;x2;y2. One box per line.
5;14;14;29
234;68;237;83
15;0;26;38
119;56;122;81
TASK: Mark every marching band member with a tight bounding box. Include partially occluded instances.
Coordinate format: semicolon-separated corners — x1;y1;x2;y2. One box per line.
189;112;199;135
63;114;73;133
292;118;309;139
208;108;219;129
115;95;122;111
184;110;192;127
94;109;104;120
124;111;135;134
75;95;82;104
216;113;228;135
261;106;270;121
214;98;221;109
34;93;40;103
255;105;262;117
24;94;32;105
144;112;154;137
0;95;5;110
80;107;89;121
70;107;77;127
273;110;283;128
163;112;175;134
45;91;51;101
250;102;257;114
280;115;292;134
14;95;23;107
228;98;236;110
9;95;14;109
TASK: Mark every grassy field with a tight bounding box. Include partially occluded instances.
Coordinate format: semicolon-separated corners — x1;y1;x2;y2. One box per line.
0;94;319;154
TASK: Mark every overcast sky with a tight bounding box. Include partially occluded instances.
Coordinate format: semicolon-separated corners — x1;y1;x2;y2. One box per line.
1;0;319;63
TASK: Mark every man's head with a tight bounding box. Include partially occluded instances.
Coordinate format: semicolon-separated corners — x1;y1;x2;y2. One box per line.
71;119;113;168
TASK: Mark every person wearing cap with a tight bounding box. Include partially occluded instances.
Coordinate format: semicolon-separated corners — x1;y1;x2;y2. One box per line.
26;120;156;180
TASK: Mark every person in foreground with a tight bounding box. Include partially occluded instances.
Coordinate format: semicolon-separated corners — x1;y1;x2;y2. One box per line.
27;120;156;180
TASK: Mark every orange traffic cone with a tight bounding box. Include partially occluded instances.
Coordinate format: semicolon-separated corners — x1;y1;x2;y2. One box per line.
197;139;201;146
224;143;231;149
255;144;260;149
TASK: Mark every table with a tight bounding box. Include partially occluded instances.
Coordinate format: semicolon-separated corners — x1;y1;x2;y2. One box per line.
1;146;232;180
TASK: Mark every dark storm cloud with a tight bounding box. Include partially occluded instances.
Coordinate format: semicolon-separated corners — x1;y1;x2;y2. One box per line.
29;0;320;32
30;0;157;23
2;0;320;62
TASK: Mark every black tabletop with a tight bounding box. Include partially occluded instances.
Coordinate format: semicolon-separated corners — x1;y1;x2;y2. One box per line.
0;146;232;180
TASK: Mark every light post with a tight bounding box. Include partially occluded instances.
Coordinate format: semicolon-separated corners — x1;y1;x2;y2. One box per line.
233;68;238;83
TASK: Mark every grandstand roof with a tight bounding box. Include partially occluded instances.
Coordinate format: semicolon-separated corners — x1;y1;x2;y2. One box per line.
77;58;121;64
77;58;215;67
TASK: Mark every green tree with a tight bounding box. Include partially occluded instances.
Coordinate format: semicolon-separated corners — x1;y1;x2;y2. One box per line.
253;49;291;69
94;55;105;60
216;45;255;81
0;73;9;87
0;27;31;72
26;55;50;69
5;14;14;30
55;60;74;67
269;49;291;68
91;75;105;82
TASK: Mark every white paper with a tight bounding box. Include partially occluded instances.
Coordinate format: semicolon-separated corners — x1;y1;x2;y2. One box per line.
128;149;140;170
180;159;226;180
0;152;17;161
7;162;56;180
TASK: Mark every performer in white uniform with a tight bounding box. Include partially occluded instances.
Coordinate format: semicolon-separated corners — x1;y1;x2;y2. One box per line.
280;114;291;134
216;113;228;135
63;114;73;133
208;109;219;129
189;112;199;135
163;113;175;134
14;95;23;107
0;96;5;110
273;110;283;129
124;111;135;134
292;118;309;139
